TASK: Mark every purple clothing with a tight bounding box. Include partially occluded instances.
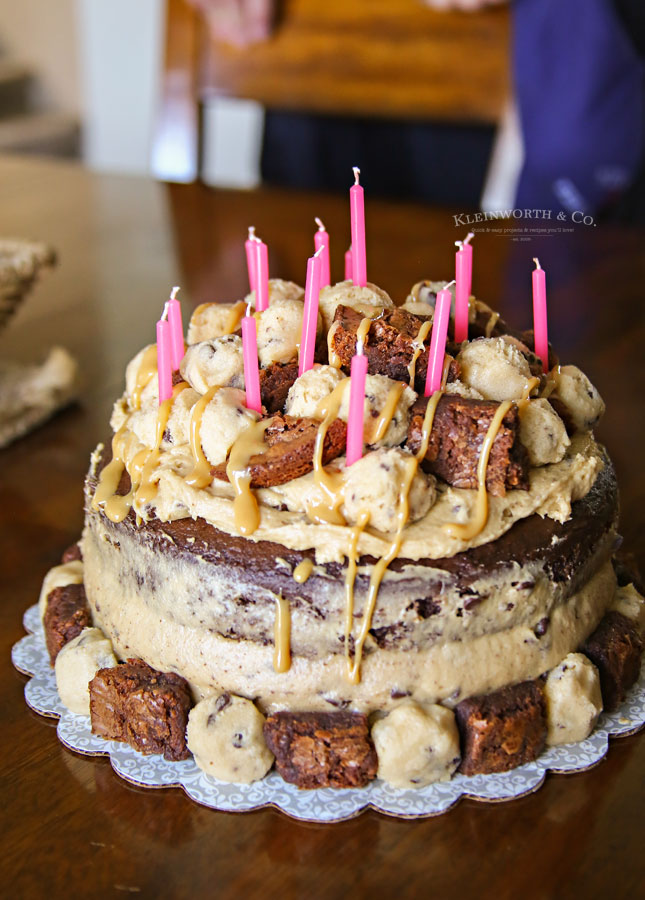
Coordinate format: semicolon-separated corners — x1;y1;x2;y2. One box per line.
514;0;645;214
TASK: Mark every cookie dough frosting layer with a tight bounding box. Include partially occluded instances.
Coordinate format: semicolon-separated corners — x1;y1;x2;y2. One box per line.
82;448;618;712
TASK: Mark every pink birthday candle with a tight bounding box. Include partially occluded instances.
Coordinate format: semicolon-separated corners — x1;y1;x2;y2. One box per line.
344;245;353;281
254;237;269;312
241;307;262;413
345;339;368;466
314;217;330;288
166;286;185;370
454;232;474;343
349;167;367;287
532;258;549;370
245;226;259;293
156;318;172;403
425;283;453;396
299;248;322;376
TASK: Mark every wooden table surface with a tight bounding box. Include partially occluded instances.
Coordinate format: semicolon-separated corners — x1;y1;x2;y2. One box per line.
1;155;644;899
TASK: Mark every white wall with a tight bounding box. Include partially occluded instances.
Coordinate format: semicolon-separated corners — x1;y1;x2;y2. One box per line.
0;0;81;113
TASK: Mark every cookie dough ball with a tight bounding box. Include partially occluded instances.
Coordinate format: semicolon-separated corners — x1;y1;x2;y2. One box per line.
180;335;245;394
444;380;484;400
610;583;645;635
520;398;570;466
285;365;346;419
124;344;156;405
318;280;393;332
55;627;118;715
342;448;436;532
200;387;259;466
187;693;274;783
372;702;460;788
245;278;304;309
187;301;246;344
257;298;308;367
338;374;417;448
545;653;603;746
457;336;532;402
38;560;84;621
551;365;605;432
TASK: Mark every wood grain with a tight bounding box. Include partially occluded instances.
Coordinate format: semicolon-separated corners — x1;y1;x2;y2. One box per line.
1;155;644;899
152;0;510;181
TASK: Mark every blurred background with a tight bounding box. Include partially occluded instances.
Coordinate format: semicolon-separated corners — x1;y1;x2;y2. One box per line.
0;0;642;219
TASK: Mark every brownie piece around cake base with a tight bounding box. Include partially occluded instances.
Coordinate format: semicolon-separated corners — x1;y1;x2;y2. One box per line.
455;680;547;775
264;711;378;788
89;658;192;761
44;583;91;665
581;611;643;711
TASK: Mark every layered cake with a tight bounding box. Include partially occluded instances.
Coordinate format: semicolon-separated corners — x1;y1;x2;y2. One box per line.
40;274;644;790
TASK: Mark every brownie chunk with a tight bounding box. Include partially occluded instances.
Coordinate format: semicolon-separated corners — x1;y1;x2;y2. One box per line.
89;658;192;761
212;414;347;488
259;360;300;414
406;394;529;495
43;583;91;665
263;710;378;788
455;680;547;775
581;612;643;711
330;304;459;392
61;542;82;563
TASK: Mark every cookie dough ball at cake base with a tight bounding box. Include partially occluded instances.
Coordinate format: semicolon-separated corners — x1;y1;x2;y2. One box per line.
38;560;84;620
55;627;118;716
372;702;460;788
187;694;274;783
610;583;645;635
545;653;603;745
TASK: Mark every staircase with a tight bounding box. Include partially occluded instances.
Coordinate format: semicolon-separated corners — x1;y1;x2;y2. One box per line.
0;56;80;158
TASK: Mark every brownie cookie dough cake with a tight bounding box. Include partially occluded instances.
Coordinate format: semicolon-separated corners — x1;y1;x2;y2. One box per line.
40;275;644;790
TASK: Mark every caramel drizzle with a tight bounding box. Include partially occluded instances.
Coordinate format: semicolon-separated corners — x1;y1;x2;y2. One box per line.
415;390;444;461
369;382;405;444
224;300;247;335
131;345;158;411
443;400;513;541
343;510;371;663
307;379;351;525
441;354;452;389
407;320;432;387
273;595;291;673
93;383;188;523
540;365;561;400
327;321;342;368
348;455;419;683
186;385;221;489
516;376;541;415
484;311;500;338
225;418;273;535
355;316;373;351
293;558;314;583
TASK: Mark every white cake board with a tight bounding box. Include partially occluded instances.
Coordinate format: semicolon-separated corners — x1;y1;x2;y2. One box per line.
13;604;645;823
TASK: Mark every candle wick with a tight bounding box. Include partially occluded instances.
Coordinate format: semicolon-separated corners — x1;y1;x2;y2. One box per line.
170;285;180;301
356;338;364;356
248;226;257;241
464;232;475;245
161;302;169;322
246;302;253;317
533;257;541;270
455;241;463;250
352;166;361;185
315;217;325;232
313;246;324;258
444;279;456;290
